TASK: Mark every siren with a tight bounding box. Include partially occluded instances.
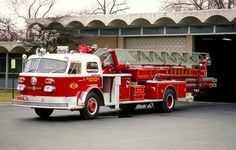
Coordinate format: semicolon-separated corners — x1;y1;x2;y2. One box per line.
36;48;47;56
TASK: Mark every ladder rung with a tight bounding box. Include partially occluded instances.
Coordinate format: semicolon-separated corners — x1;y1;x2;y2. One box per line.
94;48;211;66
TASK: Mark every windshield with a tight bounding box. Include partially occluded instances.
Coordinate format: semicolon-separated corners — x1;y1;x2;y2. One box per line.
24;58;67;73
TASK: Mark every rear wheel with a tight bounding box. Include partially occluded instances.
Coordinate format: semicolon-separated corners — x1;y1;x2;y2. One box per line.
34;108;54;118
80;92;100;120
156;89;176;113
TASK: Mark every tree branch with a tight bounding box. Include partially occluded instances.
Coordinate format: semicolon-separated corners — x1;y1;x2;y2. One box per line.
109;0;116;14
92;0;130;14
111;7;130;14
42;0;57;17
28;0;37;18
34;0;49;18
163;0;236;10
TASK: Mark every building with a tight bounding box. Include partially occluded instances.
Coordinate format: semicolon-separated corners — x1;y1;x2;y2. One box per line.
0;42;33;89
1;9;236;102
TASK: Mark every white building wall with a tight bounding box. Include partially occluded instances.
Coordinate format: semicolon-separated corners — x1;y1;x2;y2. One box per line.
125;36;188;52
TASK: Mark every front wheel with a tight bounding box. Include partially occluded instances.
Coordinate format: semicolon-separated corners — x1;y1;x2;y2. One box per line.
156;89;176;113
34;108;54;118
80;92;100;120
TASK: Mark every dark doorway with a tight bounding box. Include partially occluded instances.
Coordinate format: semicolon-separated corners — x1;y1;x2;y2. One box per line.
195;35;236;103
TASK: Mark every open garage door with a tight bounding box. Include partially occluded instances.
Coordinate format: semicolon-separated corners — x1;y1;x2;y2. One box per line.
195;35;236;103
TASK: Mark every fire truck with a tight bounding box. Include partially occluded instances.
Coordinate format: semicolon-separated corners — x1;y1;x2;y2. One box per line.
12;45;217;119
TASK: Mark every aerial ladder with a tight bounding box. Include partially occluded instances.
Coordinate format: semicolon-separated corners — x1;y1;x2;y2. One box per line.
94;48;217;93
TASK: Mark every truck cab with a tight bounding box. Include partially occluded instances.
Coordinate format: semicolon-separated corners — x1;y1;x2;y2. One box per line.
13;49;103;119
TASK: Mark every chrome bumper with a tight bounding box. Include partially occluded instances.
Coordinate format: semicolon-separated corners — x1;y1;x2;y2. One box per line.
12;100;68;109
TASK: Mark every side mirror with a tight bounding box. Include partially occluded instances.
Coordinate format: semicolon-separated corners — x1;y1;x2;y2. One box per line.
22;54;27;61
22;54;27;72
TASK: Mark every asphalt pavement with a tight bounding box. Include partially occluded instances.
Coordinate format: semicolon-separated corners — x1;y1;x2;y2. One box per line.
0;102;236;150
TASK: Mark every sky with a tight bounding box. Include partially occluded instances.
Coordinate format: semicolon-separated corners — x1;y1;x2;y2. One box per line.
55;0;161;13
0;0;162;28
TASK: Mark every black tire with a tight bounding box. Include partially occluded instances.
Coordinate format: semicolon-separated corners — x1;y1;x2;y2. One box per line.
120;104;137;112
153;102;160;112
80;92;100;120
34;108;54;118
157;89;176;113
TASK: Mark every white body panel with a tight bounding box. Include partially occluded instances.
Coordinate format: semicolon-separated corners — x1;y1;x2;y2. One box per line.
12;96;83;110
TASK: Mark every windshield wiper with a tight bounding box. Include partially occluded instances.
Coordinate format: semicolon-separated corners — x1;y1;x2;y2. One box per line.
27;68;36;73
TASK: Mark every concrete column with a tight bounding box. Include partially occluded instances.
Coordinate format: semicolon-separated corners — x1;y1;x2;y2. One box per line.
117;37;125;48
5;53;8;89
186;35;194;52
213;25;216;34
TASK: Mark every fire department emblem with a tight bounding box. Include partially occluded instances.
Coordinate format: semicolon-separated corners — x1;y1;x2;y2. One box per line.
69;83;79;89
31;77;37;85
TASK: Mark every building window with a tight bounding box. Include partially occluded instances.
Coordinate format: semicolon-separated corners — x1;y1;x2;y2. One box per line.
191;26;213;33
100;28;119;35
143;27;164;34
216;25;236;33
121;28;141;35
0;54;6;78
9;53;22;78
80;28;98;35
166;26;188;34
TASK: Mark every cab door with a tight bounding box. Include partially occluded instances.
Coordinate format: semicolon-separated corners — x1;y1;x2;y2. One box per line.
68;62;86;94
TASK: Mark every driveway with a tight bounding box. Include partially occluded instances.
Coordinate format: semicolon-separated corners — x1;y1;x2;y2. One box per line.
0;102;236;150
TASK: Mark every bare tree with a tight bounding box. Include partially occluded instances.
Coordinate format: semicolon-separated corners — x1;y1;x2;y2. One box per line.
162;0;236;11
61;9;93;17
25;16;64;52
92;0;130;14
8;0;61;52
0;16;20;41
26;15;81;53
212;0;236;9
9;0;57;20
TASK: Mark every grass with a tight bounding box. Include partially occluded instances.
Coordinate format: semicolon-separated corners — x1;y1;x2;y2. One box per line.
0;90;19;103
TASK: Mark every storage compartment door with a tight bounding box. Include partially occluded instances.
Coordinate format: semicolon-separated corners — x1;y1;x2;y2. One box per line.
119;77;130;101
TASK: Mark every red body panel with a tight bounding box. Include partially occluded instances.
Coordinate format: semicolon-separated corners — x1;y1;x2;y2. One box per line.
19;76;102;97
119;77;131;101
130;85;145;100
145;81;186;99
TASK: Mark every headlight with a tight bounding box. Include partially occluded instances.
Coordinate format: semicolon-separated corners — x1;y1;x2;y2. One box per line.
17;84;26;91
45;78;55;84
18;77;25;83
44;85;56;93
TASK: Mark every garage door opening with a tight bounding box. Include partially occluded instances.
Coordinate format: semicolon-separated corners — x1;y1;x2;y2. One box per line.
195;35;236;103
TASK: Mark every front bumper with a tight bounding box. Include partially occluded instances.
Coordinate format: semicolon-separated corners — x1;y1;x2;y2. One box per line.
12;95;83;110
12;99;69;109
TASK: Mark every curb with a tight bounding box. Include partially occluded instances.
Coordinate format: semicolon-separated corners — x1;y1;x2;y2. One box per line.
0;102;11;105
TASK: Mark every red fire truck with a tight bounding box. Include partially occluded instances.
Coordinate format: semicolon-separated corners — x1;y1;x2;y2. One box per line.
12;45;217;119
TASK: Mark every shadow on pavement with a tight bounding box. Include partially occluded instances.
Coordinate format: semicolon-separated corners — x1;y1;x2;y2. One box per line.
20;102;230;122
